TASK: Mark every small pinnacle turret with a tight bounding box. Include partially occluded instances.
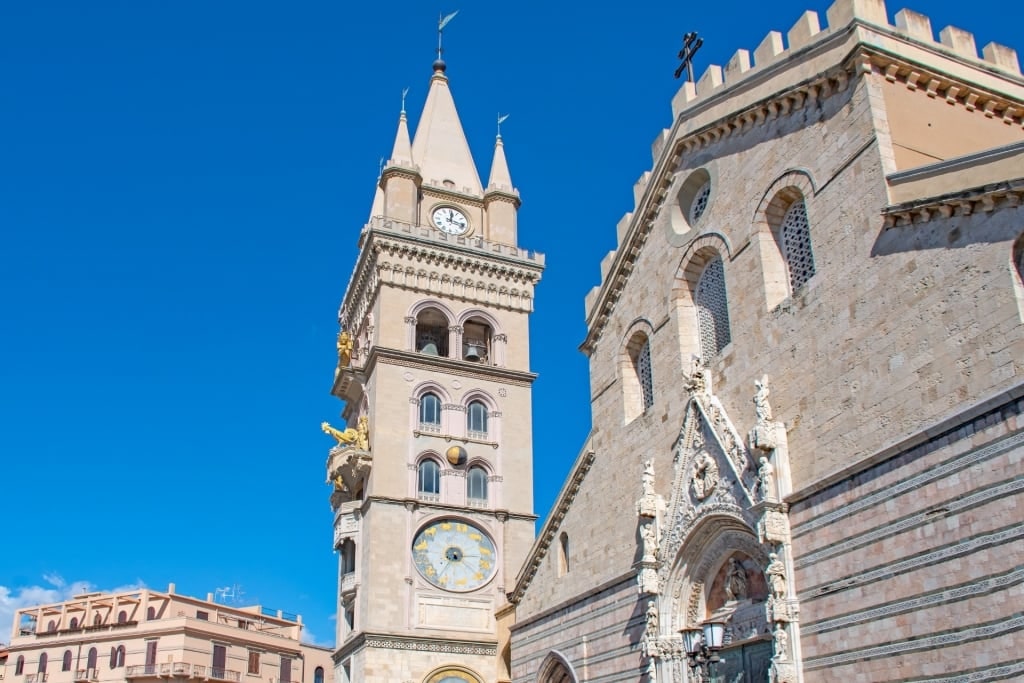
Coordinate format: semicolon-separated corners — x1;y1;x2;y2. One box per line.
388;111;413;167
487;135;513;192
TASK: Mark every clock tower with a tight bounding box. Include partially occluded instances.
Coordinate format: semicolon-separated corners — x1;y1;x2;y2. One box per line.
325;54;543;683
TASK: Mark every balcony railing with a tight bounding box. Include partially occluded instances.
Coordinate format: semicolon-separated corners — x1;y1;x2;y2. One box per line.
367;216;544;264
170;663;192;677
208;669;240;682
26;674;49;683
191;667;206;680
126;665;159;678
340;572;357;596
75;670;98;683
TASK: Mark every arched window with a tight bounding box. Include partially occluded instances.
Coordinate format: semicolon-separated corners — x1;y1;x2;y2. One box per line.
461;317;492;363
109;645;125;669
46;620;56;632
419;393;442;432
779;199;815;291
146;606;156;620
417;459;441;499
117;610;127;624
539;654;576;683
314;667;324;683
558;532;570;576
69;617;79;629
38;653;48;674
415;308;449;356
62;651;73;672
633;338;654;411
86;648;98;672
695;255;731;359
467;466;488;506
466;401;488;437
15;656;25;676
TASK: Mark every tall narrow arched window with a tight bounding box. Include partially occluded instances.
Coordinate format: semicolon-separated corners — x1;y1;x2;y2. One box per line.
635;339;654;411
69;617;79;629
62;651;73;672
419;393;442;432
467;466;488;506
86;648;97;672
38;653;48;674
146;606;156;620
558;532;570;576
779;199;815;291
467;401;488;438
417;459;441;499
15;656;25;676
117;611;127;624
695;255;731;359
46;620;56;633
314;667;324;683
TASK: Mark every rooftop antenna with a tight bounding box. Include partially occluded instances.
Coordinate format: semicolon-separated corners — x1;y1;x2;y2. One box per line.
674;31;704;81
436;10;459;66
496;113;509;138
214;584;245;605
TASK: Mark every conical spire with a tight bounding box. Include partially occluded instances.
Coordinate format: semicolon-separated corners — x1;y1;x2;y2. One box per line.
410;66;482;194
487;135;513;192
388;110;413;167
368;182;384;221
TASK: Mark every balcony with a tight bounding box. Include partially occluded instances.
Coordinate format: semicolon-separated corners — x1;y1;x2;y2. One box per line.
26;674;49;683
166;662;192;677
126;666;159;679
207;669;240;682
75;670;99;683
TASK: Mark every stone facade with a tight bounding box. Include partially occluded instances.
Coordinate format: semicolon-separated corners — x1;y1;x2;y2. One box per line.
508;0;1024;681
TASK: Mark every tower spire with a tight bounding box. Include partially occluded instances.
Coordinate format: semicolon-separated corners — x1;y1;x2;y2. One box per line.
388;92;413;167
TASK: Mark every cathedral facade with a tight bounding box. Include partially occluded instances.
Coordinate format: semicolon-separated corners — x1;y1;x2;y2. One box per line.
325;0;1024;682
505;0;1024;682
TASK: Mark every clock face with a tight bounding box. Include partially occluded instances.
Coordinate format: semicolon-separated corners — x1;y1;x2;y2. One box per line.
412;519;497;592
431;206;469;235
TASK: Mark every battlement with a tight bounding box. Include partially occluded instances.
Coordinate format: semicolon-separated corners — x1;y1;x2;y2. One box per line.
672;0;1019;120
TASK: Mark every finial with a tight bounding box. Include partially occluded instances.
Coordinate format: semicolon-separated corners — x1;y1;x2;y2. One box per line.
496;113;509;139
435;10;458;72
401;87;409;115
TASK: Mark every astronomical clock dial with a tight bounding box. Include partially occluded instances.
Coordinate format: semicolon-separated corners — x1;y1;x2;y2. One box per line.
431;206;469;235
411;519;497;592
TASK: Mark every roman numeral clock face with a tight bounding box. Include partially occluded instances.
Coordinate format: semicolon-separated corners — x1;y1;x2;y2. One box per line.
412;520;497;591
431;206;469;235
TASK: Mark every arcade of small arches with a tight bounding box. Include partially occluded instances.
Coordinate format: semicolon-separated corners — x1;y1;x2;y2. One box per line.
407;302;508;367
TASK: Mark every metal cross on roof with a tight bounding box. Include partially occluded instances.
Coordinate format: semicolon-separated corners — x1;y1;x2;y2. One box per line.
675;32;704;81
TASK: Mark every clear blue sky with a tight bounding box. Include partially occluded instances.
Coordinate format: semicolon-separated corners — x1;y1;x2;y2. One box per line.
0;0;1013;647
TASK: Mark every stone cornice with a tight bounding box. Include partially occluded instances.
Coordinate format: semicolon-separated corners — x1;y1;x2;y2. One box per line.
380;164;421;185
421;184;484;206
507;439;596;605
333;632;497;661
362;495;536;523
580;29;1024;354
372;234;543;284
362;346;538;388
483;188;522;208
882;177;1024;227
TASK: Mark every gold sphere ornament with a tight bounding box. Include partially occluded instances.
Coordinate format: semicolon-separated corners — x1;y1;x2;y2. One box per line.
446;445;467;466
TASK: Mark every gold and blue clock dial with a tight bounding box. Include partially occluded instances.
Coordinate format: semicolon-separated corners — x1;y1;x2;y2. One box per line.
412;520;497;592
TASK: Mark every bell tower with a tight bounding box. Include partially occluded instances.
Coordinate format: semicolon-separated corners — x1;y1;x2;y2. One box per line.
324;53;544;683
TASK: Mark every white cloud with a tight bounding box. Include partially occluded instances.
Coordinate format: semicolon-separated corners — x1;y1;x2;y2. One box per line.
0;575;146;645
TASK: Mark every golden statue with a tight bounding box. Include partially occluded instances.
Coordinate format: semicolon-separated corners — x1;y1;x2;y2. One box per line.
321;415;370;450
337;330;353;369
331;474;348;493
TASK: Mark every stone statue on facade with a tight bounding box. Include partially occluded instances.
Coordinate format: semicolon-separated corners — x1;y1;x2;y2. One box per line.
322;415;370;451
641;521;659;561
724;557;748;602
684;359;709;396
691;450;719;500
757;456;776;501
751;375;778;452
642;459;655;497
772;622;789;661
766;553;787;600
645;600;659;640
754;375;772;421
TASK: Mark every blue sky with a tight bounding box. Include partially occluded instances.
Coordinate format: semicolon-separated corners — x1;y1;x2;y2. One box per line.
0;0;1013;647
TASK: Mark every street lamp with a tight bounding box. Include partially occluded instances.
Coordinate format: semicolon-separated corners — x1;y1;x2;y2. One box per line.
682;620;726;680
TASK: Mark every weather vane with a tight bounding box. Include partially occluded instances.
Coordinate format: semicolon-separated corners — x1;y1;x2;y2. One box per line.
437;11;459;61
674;31;704;81
497;113;509;137
401;87;409;114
